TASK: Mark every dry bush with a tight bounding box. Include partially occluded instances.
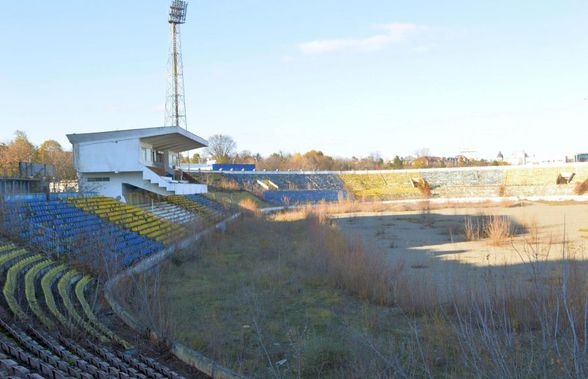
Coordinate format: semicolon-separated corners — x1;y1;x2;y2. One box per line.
114;265;178;341
463;216;481;241
302;216;401;305
464;214;512;245
238;198;259;214
498;182;507;197
574;178;588;195
485;215;512;245
218;179;240;191
269;208;310;222
414;178;432;198
389;235;588;378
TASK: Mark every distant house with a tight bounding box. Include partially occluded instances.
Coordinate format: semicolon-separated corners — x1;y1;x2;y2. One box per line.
411;156;449;168
67;127;208;201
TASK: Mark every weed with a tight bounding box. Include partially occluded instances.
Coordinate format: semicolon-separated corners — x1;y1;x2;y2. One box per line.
574;178;588;195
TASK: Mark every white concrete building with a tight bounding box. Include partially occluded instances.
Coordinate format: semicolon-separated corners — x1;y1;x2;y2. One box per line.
67;127;208;201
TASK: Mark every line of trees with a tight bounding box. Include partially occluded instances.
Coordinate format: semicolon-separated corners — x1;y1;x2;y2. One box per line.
0;131;76;179
187;134;504;171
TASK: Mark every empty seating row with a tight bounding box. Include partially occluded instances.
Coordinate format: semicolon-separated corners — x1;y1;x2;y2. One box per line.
0;315;185;379
0;239;185;378
1;198;163;267
339;172;422;200
220;173;346;191
136;201;197;225
68;196;185;245
0;241;128;348
166;194;225;222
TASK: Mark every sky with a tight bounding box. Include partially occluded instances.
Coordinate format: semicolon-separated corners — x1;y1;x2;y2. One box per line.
0;0;587;161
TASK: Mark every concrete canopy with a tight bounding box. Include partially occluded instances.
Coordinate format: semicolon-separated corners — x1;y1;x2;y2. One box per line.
67;126;208;152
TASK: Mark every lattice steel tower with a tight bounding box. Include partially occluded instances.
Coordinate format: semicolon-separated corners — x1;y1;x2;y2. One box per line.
165;0;188;129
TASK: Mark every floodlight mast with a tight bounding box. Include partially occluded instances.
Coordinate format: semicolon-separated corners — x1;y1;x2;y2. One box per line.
165;1;189;129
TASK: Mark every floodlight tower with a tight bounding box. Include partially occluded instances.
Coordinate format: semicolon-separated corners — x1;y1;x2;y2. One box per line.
165;0;189;129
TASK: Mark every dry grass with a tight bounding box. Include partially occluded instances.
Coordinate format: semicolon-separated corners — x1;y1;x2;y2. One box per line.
575;178;588;195
464;214;512;245
485;215;512;245
217;179;240;191
238;198;259;214
271;197;517;222
302;215;401;306
136;204;588;377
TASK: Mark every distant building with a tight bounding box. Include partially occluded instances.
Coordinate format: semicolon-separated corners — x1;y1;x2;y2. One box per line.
67;127;208;201
506;151;529;165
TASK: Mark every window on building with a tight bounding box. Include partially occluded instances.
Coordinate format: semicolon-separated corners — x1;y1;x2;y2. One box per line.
87;177;110;182
142;147;152;162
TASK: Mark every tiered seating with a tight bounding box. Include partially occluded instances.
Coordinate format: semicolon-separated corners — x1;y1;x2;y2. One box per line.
136;201;198;225
222;173;346;192
167;194;225;222
68;196;185;245
0;240;128;348
339;172;422;200
502;167;588;197
1;198;163;266
306;174;347;191
0;239;186;378
504;167;567;187
0;316;186;378
421;169;504;198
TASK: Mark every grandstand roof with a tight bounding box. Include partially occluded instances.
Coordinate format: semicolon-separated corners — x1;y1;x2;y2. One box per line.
67;126;207;152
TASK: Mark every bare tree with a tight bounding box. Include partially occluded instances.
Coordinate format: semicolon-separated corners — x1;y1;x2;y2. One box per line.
205;134;237;164
414;147;430;158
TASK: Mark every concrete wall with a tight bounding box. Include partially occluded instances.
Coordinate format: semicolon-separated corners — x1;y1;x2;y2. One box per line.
74;139;142;173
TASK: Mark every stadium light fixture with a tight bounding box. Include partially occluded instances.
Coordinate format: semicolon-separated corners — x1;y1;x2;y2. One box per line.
169;0;188;24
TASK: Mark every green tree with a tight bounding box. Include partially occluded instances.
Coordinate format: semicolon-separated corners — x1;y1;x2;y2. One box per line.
391;155;404;169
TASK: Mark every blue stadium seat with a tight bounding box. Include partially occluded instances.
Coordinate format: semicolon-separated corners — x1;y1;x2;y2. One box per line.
0;197;163;268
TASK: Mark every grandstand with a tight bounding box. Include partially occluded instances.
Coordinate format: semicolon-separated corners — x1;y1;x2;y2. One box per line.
216;172;348;205
339;172;422;200
2;143;588;377
0;238;186;378
2;195;164;266
167;194;226;221
68;195;187;245
203;163;588;203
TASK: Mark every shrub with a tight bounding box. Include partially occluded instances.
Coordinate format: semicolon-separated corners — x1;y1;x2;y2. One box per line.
574;178;588;195
218;179;240;191
414;178;432;198
238;198;259;213
485;215;512;245
303;217;400;306
464;214;512;245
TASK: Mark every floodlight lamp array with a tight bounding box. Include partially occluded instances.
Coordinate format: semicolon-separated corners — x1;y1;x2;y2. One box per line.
169;0;188;24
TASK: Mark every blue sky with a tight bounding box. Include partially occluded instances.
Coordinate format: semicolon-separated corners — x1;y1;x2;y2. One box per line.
0;1;586;160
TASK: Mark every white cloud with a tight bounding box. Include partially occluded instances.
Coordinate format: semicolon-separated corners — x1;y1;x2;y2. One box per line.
298;23;425;55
